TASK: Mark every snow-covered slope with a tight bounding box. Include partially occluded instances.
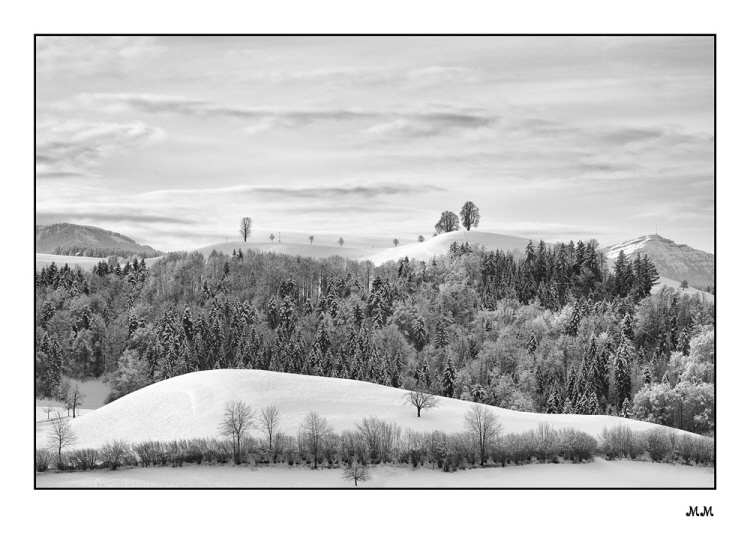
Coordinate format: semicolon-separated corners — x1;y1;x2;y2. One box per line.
365;230;530;265
35;253;105;272
601;235;714;290
57;369;697;450
654;276;714;303
190;230;529;268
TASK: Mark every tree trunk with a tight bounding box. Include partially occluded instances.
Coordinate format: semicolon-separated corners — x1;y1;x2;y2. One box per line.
417;407;421;417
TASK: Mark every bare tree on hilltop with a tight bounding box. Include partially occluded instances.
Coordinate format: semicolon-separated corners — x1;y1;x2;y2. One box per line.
417;235;425;243
338;237;344;248
460;201;480;231
240;217;252;242
309;236;314;245
393;238;399;247
434;211;459;234
269;233;275;243
404;389;439;417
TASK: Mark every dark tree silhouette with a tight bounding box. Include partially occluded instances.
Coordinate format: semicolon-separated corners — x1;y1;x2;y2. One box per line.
460;201;480;231
434;211;459;234
403;389;439;417
417;235;425;243
338;237;344;247
309;236;314;245
240;217;252;242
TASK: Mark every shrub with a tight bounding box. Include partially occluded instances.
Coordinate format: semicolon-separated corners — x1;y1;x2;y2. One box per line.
530;422;560;462
559;429;598;462
599;425;645;460
35;449;50;472
70;448;99;470
644;428;674;462
100;439;130;470
694;436;715;466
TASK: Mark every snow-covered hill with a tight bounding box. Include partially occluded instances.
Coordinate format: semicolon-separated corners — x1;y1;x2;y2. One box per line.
601;235;714;290
188;230;530;268
51;369;699;451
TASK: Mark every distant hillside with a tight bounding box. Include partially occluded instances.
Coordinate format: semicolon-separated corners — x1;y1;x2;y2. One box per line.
601;234;715;290
35;223;162;257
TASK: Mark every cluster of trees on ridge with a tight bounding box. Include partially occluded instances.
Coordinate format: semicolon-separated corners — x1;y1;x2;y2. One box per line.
35;217;715;436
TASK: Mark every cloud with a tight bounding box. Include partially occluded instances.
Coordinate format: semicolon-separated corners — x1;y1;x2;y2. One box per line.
143;183;445;200
35;120;164;179
36;211;195;225
36;37;165;78
59;93;496;138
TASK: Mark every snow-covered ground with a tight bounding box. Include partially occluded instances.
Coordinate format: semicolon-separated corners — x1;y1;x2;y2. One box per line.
35;457;713;488
51;369;703;452
35;252;104;272
163;230;530;268
652;276;714;302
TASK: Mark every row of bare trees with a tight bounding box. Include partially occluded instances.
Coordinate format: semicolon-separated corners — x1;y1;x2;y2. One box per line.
219;398;503;468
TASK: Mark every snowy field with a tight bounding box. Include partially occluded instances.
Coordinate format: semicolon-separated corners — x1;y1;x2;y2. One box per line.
35;252;104;272
143;230;531;269
51;369;705;452
35;458;713;488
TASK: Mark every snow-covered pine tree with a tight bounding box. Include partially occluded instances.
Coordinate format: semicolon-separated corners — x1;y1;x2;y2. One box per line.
614;340;632;410
442;357;457;397
619;397;631;418
643;366;652;385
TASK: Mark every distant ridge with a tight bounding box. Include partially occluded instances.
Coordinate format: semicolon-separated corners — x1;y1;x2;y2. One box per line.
35;223;161;257
601;234;714;290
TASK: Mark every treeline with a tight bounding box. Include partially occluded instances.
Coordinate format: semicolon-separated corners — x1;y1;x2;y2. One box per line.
35;239;714;435
51;245;163;259
36;412;714;475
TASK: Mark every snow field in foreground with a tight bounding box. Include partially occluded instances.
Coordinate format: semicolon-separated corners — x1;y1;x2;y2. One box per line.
35;458;713;488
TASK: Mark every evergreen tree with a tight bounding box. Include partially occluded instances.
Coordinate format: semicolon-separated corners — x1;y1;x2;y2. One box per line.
643;366;652;385
442;357;456;397
614;340;632;410
619;397;631;418
620;311;635;342
412;317;427;351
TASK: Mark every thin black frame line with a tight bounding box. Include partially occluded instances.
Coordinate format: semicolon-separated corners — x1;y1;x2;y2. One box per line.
33;33;717;491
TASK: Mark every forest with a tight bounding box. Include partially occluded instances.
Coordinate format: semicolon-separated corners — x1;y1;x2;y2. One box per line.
34;238;715;436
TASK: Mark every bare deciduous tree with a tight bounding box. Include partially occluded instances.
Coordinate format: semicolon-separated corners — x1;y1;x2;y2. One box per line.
460;201;480;231
342;459;371;486
393;238;399;247
309;235;314;245
240;217;252;242
218;400;256;464
403;390;439;418
42;406;55;420
301;411;331;469
269;233;275;243
48;412;77;464
464;404;503;466
70;384;85;417
257;404;281;460
58;379;71;417
338;237;344;248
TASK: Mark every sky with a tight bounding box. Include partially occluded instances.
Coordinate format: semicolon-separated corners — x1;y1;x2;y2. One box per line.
35;36;715;253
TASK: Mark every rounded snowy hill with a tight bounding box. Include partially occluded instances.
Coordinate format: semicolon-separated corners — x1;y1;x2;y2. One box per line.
58;369;697;450
188;230;530;268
